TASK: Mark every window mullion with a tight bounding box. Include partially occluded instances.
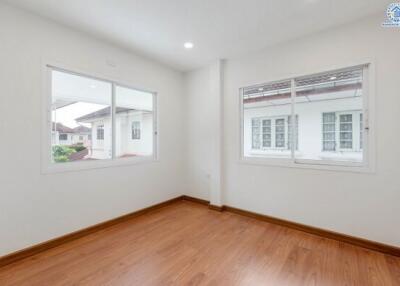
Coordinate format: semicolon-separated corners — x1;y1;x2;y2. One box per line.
353;113;357;151
362;65;369;166
272;120;275;149
335;113;339;151
290;78;295;162
259;120;262;149
111;83;116;159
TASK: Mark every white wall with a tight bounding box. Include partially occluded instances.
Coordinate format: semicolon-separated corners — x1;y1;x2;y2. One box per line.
184;67;213;201
0;3;185;256
183;61;223;205
185;15;400;247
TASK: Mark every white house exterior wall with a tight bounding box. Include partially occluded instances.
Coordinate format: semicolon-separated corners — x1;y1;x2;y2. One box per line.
116;113;153;157
88;112;153;159
71;134;90;146
243;96;362;161
52;131;90;147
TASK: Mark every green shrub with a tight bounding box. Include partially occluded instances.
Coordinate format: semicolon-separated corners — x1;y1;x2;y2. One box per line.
54;155;69;163
70;145;86;152
52;145;76;163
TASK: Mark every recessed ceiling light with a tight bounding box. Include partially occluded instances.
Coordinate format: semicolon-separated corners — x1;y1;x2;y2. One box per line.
330;76;337;80
184;42;194;49
258;88;264;91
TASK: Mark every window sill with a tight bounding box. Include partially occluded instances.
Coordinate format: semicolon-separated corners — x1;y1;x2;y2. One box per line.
41;156;158;174
239;157;374;174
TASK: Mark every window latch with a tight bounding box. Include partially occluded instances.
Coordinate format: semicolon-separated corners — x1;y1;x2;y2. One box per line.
364;110;370;131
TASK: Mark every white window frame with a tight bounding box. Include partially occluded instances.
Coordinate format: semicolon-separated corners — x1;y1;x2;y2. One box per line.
41;63;159;174
239;62;375;173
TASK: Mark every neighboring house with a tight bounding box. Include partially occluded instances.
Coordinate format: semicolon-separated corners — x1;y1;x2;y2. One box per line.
76;107;153;160
71;125;91;146
51;122;91;147
243;81;363;162
51;122;74;146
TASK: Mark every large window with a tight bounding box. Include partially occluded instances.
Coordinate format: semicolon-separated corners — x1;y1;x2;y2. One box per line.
241;65;370;167
48;67;156;166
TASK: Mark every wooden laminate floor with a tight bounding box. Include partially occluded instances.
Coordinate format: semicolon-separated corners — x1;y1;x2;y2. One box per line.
0;201;399;286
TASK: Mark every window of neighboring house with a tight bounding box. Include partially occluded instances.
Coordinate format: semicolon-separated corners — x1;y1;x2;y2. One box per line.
275;118;285;148
251;115;298;151
59;134;68;141
132;121;141;140
47;66;157;169
261;119;271;148
322;112;336;151
241;64;371;169
339;113;354;150
322;111;363;152
251;118;261;149
97;125;105;140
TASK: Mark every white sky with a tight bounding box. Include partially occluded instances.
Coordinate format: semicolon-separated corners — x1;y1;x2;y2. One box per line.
52;102;107;128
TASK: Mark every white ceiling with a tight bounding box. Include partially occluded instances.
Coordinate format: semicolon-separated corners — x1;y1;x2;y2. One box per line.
4;0;389;71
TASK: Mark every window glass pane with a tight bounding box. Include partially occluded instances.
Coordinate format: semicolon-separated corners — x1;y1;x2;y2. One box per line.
262;119;271;148
323;124;335;132
251;118;261;149
360;113;363;149
323;133;335;141
339;114;353;149
51;70;112;163
275;119;285;148
323;113;335;123
243;80;291;158
115;86;154;158
322;112;336;151
96;125;105;140
294;67;363;162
